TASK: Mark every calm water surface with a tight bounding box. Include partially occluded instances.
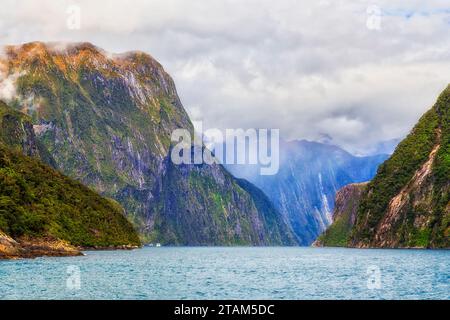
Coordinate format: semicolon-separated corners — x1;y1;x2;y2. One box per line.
0;247;448;299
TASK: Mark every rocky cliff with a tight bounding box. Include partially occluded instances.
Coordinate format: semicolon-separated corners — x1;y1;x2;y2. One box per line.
0;42;296;245
350;85;449;248
313;182;367;247
325;85;449;249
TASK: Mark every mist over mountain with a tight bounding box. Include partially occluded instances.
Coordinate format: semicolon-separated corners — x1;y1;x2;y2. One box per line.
0;41;444;249
318;85;449;248
350;85;449;248
0;42;296;246
223;139;388;245
362;138;401;156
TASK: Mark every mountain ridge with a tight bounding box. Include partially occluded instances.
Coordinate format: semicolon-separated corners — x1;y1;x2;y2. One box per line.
225;138;388;244
0;41;297;246
318;85;449;248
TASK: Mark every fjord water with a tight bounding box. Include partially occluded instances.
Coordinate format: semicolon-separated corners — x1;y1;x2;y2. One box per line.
1;247;448;300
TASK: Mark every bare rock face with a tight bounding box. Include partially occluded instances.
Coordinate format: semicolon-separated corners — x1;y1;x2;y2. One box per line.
333;183;369;226
313;182;368;247
0;231;21;259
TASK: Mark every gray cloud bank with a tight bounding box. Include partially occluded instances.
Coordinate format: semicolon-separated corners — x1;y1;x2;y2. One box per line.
1;0;449;154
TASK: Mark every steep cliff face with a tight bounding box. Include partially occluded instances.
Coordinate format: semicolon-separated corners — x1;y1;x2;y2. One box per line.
235;178;298;245
226;140;388;245
0;100;56;167
0;100;37;156
0;101;141;259
0;42;296;245
349;85;449;248
314;182;367;247
151;158;297;245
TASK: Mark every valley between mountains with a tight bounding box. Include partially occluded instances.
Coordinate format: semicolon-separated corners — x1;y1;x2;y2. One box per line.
0;42;448;258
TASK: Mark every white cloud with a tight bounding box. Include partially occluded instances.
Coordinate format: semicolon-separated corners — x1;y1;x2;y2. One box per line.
0;0;449;154
0;64;23;102
0;76;17;101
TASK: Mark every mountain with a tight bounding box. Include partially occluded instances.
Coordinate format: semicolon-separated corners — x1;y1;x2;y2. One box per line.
313;182;368;247
349;85;449;248
319;85;449;248
225;140;388;245
0;42;296;246
235;178;297;245
0;100;141;259
152;157;297;245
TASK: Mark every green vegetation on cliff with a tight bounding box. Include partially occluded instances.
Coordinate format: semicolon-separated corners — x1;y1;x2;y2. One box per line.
0;100;57;167
0;143;140;246
0;42;297;246
148;152;297;246
235;178;298;245
0;100;140;248
350;85;450;248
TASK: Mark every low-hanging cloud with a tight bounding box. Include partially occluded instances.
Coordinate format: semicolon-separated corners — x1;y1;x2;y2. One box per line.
0;63;22;102
0;77;16;102
0;0;449;154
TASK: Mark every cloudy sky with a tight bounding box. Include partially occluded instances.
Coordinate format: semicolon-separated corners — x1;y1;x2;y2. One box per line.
1;0;449;154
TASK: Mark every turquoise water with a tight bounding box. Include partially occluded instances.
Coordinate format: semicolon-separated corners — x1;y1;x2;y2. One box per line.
0;247;448;300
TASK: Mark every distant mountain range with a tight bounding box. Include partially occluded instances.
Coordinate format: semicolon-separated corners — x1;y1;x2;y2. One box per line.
316;85;449;248
225;140;388;245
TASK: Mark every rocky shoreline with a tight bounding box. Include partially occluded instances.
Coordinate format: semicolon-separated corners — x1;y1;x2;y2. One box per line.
0;233;81;259
79;244;141;251
0;232;140;260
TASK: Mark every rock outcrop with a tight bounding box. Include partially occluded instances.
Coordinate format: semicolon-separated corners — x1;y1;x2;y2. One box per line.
313;182;367;247
0;234;83;259
0;231;22;259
